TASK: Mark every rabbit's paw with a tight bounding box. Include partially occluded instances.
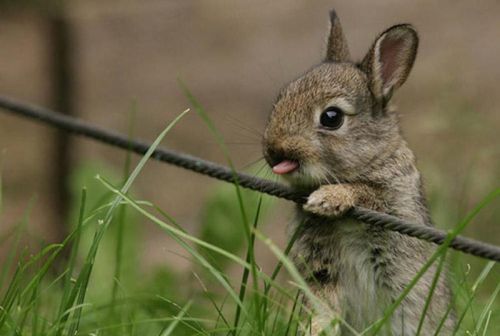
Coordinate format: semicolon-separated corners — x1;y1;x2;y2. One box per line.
304;184;355;218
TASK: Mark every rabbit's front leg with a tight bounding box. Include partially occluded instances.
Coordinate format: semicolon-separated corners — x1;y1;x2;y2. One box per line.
303;184;380;217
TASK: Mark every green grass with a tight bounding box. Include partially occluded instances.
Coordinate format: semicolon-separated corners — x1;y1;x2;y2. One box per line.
0;104;498;335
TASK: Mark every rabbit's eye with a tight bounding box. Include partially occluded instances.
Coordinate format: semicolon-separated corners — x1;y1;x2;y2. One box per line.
320;106;344;130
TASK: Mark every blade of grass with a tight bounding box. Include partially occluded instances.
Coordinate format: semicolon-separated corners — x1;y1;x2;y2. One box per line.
98;177;252;270
0;261;24;330
192;271;231;333
432;265;470;336
97;176;249;318
77;316;211;334
452;261;496;335
270;292;286;334
158;297;209;336
0;198;35;292
99;176;298;309
255;229;358;336
158;300;193;336
66;108;190;335
481;310;492;336
11;241;78;334
112;101;136;308
0;242;61;330
415;250;449;335
156;292;208;336
261;223;302;328
293;293;306;336
14;235;89;327
31;290;40;336
233;196;263;334
17;282;40;335
16;243;64;331
264;224;302;295
284;290;302;336
180;80;274;336
0;306;17;335
0;156;3;216
369;189;499;335
453;262;481;334
110;188;291;297
179;80;252;238
475;281;500;335
54;188;87;336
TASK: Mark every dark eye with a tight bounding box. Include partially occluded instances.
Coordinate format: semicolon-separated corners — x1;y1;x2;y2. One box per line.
319;106;344;130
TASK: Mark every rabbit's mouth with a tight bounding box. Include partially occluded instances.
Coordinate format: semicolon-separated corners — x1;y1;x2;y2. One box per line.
271;160;300;175
264;148;319;185
271;160;324;189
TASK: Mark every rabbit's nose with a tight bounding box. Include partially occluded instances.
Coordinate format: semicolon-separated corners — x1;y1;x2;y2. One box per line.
265;147;287;167
264;147;300;175
264;136;305;165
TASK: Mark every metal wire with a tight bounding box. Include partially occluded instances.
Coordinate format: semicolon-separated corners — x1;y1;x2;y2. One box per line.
0;95;498;262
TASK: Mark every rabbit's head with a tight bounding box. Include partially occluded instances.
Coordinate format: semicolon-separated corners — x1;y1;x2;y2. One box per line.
263;10;419;188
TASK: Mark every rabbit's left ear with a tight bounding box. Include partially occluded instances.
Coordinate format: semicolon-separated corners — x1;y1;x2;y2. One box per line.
361;24;418;104
325;10;351;62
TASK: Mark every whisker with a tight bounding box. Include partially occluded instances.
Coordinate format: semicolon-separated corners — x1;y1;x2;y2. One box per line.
240;156;266;171
222;114;264;139
225;114;263;135
253;161;270;178
315;167;329;186
205;141;260;147
326;169;341;184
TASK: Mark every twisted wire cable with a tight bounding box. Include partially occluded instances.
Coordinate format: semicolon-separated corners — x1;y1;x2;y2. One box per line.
0;95;498;262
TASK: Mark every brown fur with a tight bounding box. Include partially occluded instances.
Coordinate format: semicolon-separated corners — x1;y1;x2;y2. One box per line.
263;10;455;335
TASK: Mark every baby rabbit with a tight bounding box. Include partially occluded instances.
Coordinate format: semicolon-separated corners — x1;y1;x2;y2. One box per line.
263;10;455;335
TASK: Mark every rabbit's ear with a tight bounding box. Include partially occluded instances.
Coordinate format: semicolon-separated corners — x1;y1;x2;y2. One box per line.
361;24;418;103
325;10;351;62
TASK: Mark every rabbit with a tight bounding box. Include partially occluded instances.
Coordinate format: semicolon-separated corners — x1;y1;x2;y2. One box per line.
263;9;455;335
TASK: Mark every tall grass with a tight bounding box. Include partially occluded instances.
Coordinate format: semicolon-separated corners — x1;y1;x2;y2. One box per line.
0;104;498;335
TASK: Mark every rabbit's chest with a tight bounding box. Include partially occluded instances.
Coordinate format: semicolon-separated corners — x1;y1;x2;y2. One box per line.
293;218;391;327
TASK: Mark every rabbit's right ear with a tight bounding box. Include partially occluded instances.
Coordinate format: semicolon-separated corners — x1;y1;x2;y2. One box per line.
325;10;351;62
360;24;418;104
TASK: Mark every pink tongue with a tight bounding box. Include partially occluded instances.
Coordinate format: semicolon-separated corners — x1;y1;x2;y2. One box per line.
272;160;299;175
